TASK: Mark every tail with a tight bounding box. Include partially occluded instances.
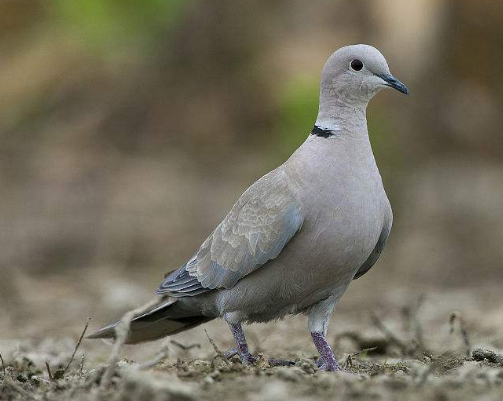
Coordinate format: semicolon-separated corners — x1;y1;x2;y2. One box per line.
87;298;213;344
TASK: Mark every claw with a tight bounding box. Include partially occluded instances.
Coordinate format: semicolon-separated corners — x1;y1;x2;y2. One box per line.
224;347;238;359
241;353;258;365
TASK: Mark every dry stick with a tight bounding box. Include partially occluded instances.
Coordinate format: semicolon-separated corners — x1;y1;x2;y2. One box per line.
79;354;86;375
45;361;53;381
204;329;230;365
170;340;201;351
139;343;170;370
370;312;408;355
449;311;471;357
412;295;426;351
343;346;378;369
100;298;160;390
0;353;5;373
64;317;92;374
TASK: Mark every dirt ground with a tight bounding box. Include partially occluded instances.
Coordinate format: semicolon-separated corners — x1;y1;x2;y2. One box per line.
2;268;503;401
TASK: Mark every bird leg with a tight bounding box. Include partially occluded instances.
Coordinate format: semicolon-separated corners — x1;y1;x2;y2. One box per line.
226;322;295;366
227;322;257;364
311;331;340;371
308;296;340;371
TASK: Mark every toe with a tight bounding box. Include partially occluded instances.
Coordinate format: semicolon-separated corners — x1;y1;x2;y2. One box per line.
268;358;295;367
318;360;341;372
224;347;238;358
241;353;257;365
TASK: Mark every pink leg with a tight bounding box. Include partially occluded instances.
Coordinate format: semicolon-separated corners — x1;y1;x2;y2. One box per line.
311;331;340;371
227;322;295;366
228;322;257;364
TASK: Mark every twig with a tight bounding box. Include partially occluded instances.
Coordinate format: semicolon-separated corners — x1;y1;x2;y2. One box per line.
370;312;408;355
343;347;377;369
170;340;201;351
139;343;170;370
79;354;86;375
204;329;230;365
64;317;91;374
0;353;5;373
449;311;471;357
32;375;56;386
45;361;53;381
412;295;426;351
204;329;223;356
99;298;160;390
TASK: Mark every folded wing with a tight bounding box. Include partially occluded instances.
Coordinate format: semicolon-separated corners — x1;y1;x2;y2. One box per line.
156;169;303;297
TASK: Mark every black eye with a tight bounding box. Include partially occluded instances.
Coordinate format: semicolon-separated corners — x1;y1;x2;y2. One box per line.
350;59;364;71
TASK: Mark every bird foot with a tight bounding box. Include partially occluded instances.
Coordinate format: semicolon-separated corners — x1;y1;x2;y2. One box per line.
240;353;258;365
316;357;341;371
226;322;295;367
316;356;324;367
225;348;294;366
311;331;341;372
224;347;238;359
224;347;257;364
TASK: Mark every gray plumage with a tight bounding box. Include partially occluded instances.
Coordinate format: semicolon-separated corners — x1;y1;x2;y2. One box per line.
89;44;408;370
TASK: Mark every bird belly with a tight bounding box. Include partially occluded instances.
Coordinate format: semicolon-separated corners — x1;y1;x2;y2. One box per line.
214;197;384;323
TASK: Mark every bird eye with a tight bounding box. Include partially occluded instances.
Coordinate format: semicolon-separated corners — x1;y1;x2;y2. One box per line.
350;59;364;72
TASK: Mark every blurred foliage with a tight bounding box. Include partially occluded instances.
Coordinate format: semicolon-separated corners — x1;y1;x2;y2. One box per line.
274;74;403;180
49;0;189;54
275;74;319;159
0;0;502;288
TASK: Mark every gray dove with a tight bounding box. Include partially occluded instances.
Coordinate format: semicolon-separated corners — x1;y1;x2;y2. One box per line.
88;44;408;371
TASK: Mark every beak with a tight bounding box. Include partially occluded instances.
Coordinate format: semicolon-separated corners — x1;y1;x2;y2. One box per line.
375;73;409;95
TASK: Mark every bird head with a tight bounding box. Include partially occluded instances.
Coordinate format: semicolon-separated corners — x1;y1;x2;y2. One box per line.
319;44;408;110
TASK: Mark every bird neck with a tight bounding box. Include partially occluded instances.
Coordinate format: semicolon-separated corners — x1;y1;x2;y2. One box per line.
315;98;368;137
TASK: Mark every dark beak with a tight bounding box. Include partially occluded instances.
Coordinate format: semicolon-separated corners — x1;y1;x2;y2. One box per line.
375;73;409;95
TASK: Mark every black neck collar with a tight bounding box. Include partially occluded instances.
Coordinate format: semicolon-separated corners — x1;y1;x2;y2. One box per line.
310;125;335;138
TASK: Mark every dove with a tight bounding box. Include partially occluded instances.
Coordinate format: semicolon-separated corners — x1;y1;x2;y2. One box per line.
88;44;408;371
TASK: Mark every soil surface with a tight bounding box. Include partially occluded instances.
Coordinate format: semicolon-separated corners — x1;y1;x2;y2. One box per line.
2;270;503;401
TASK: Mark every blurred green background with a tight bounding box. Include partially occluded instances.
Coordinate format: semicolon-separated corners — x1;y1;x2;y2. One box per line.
1;0;502;338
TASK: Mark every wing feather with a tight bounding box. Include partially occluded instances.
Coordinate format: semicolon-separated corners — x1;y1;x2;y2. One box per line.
156;169;303;296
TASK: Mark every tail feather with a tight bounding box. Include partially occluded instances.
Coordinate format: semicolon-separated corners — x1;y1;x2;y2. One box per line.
87;298;212;344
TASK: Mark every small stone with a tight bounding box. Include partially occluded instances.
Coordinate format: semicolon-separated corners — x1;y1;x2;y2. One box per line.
472;348;503;365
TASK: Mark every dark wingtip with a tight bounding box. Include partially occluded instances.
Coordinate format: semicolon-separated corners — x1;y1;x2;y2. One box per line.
86;321;119;339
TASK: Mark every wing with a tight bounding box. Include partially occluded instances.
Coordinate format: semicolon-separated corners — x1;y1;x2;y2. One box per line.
353;208;392;280
156;168;303;297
